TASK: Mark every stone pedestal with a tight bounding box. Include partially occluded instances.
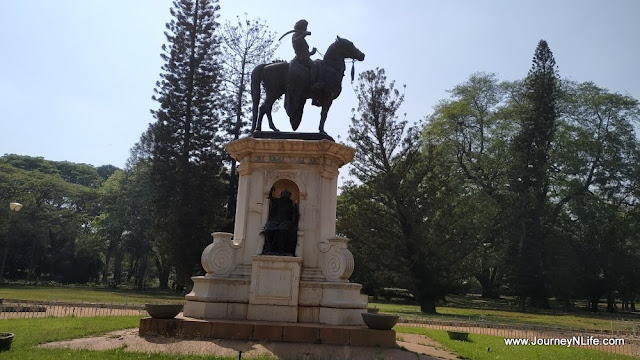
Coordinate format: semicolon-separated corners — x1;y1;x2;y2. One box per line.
247;255;302;322
184;136;367;325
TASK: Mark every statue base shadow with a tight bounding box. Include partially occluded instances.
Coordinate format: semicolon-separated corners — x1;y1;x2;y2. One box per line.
179;136;371;328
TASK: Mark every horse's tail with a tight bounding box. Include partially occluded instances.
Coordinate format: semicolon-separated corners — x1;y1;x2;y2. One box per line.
251;64;267;129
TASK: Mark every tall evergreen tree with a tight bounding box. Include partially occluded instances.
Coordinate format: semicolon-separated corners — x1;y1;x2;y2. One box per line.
145;0;229;289
509;40;559;311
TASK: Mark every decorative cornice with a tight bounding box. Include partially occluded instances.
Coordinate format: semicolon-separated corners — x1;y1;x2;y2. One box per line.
225;138;355;169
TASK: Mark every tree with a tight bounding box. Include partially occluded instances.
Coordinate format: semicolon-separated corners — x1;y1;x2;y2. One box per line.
95;170;127;284
144;0;229;289
220;14;279;219
551;81;640;311
427;73;514;298
0;156;102;284
96;165;119;181
341;68;482;313
509;40;559;311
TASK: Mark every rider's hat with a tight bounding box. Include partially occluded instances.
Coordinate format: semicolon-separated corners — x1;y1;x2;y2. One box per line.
279;19;311;41
294;19;308;32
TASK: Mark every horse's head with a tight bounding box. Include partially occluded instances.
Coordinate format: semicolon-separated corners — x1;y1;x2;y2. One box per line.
335;36;365;61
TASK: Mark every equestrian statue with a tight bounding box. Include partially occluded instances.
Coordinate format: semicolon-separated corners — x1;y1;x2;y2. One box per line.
250;20;365;135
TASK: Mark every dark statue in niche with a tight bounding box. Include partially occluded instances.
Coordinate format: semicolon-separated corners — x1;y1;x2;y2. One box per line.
250;19;365;136
262;188;299;256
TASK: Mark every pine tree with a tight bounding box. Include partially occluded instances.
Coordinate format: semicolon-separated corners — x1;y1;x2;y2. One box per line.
146;0;229;289
510;40;559;311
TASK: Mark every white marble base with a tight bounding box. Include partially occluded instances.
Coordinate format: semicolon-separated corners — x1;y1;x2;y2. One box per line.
247;303;298;322
183;301;248;320
249;255;302;306
184;138;369;326
185;277;250;303
319;307;365;325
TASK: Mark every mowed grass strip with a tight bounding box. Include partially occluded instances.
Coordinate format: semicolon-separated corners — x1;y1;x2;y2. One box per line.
0;284;184;305
371;302;638;332
396;326;637;360
0;316;271;360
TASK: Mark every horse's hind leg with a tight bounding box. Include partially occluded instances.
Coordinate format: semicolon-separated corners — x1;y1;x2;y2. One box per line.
261;94;280;132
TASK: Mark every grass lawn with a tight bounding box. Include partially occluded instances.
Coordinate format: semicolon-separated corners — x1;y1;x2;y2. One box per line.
4;284;638;332
0;284;184;305
371;301;639;332
396;326;637;360
0;316;272;360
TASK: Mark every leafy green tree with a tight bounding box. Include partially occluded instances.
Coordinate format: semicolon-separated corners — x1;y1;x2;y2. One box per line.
426;73;514;298
96;165;119;181
95;170;127;284
341;68;483;313
0;156;101;283
551;81;640;311
509;40;559;311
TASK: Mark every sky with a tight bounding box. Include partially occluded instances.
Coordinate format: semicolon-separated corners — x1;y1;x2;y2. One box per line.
1;0;639;173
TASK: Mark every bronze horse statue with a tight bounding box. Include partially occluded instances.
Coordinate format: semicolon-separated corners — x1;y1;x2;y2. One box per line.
250;36;365;134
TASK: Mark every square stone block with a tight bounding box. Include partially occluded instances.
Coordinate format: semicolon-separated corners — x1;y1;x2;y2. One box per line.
202;302;228;319
183;301;205;318
212;321;253;340
350;328;396;347
188;277;251;303
298;283;323;306
247;304;298;322
139;318;179;336
319;327;350;345
283;324;320;343
138;318;152;334
319;307;365;325
298;306;320;323
227;303;248;319
178;320;212;337
249;256;302;306
253;323;283;341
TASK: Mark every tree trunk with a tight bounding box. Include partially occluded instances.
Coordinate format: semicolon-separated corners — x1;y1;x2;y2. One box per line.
419;297;437;314
519;296;526;312
590;297;599;312
102;247;112;284
113;249;123;284
414;281;438;314
476;266;499;299
136;255;147;291
0;237;12;283
607;290;616;313
155;257;170;289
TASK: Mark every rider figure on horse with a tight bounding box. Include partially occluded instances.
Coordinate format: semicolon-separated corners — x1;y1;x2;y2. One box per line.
289;20;316;69
280;20;323;119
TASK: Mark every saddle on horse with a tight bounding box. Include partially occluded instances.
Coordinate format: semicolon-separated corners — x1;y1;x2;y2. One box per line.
285;59;324;129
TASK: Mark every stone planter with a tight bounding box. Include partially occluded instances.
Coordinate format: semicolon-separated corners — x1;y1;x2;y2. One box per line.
446;330;469;341
0;332;14;352
144;303;183;319
361;313;399;330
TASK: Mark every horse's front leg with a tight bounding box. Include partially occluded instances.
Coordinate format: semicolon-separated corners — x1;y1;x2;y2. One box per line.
319;98;333;135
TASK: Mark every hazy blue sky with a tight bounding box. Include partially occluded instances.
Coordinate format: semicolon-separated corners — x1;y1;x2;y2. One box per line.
1;0;638;171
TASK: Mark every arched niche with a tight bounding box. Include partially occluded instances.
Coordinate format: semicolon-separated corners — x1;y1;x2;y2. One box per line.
270;178;300;205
